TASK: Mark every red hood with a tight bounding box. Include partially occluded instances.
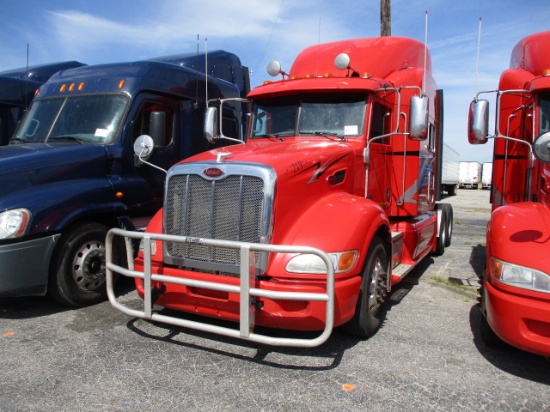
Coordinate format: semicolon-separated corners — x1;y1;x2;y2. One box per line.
490;202;550;274
183;138;357;181
180;138;361;246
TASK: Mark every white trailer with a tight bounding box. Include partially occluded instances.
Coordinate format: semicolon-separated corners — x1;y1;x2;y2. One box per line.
459;161;482;189
441;144;460;196
481;162;492;189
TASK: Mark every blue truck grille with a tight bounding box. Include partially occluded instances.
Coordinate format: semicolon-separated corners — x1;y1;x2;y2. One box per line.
164;173;265;273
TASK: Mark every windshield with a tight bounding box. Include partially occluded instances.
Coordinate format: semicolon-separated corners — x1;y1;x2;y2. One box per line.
250;93;366;139
12;94;128;144
540;93;550;134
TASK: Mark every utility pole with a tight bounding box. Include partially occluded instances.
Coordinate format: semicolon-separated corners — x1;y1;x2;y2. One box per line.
381;0;391;36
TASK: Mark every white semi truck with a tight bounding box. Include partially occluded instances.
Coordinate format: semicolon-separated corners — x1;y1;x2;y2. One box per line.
459;161;482;189
481;162;492;189
441;144;460;196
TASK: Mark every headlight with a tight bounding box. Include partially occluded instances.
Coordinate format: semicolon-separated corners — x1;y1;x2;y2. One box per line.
490;257;550;293
0;209;31;239
286;251;358;274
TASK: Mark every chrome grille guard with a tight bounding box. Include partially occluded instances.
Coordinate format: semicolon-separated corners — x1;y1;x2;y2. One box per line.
106;227;335;348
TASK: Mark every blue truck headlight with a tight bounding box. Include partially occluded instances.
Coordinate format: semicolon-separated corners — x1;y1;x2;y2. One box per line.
286;251;358;274
490;257;550;293
0;209;31;239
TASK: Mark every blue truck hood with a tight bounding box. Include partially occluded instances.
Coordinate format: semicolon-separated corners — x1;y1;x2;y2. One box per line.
0;144;109;200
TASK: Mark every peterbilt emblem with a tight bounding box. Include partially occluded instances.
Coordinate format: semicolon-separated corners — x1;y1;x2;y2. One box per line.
204;167;224;178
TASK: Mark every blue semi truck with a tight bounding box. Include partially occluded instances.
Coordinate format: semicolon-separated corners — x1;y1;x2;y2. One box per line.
0;61;86;145
0;51;249;306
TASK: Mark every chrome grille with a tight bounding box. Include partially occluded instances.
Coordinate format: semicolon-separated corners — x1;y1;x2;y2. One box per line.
164;171;267;273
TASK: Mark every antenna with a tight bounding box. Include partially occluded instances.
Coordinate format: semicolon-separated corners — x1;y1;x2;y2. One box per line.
195;34;199;106
25;43;30;107
26;43;30;77
474;17;482;97
204;38;208;105
422;11;428;95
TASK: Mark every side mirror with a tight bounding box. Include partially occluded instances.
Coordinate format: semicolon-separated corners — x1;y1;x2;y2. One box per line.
468;99;489;144
409;95;429;141
149;111;166;147
267;61;282;77
204;107;219;143
534;131;550;163
133;135;154;160
334;53;351;70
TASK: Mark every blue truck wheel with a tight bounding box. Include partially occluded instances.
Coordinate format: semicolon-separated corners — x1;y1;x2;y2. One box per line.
49;222;121;307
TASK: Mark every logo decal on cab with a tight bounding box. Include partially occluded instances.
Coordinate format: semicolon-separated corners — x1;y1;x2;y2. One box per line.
204;167;224;178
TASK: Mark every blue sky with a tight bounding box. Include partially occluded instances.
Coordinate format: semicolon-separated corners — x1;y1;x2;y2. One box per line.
2;0;550;162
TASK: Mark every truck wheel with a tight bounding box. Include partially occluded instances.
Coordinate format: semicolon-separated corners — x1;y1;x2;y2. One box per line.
49;222;120;307
341;237;388;338
433;204;450;256
441;203;453;247
434;215;446;256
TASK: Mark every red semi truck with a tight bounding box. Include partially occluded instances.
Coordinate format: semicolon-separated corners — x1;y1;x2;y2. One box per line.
468;31;550;357
107;37;453;347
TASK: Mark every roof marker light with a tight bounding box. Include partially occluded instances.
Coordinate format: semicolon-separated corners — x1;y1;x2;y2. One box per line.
59;84;67;92
78;82;85;91
543;69;550;77
118;80;125;89
69;83;76;91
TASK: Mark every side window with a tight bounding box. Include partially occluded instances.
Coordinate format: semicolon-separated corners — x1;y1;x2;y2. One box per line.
221;114;238;139
539;94;550;134
132;101;174;147
0;105;13;145
370;101;391;144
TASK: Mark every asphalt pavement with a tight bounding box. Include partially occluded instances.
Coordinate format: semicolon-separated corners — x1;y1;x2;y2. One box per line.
1;188;549;412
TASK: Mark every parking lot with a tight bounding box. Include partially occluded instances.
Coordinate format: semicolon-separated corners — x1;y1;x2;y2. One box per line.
1;189;549;412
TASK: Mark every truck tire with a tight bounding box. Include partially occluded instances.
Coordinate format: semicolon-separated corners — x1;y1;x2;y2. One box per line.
49;222;121;307
441;203;453;247
341;237;388;338
433;203;451;256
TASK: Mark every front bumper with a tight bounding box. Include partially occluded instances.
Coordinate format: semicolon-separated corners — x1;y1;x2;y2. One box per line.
134;266;361;331
485;280;550;357
0;234;60;297
105;227;348;347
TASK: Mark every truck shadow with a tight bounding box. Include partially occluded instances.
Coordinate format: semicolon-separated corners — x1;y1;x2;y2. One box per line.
468;304;550;385
469;243;486;279
126;312;361;371
0;276;137;319
124;261;429;370
0;296;68;318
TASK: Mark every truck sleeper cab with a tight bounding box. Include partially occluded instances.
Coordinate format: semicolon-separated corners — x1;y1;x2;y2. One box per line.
468;30;550;357
0;51;249;307
107;37;453;347
0;61;86;146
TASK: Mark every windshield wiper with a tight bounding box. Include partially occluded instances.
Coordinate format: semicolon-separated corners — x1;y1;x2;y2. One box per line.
299;131;346;141
47;136;84;144
9;137;30;144
253;133;285;141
